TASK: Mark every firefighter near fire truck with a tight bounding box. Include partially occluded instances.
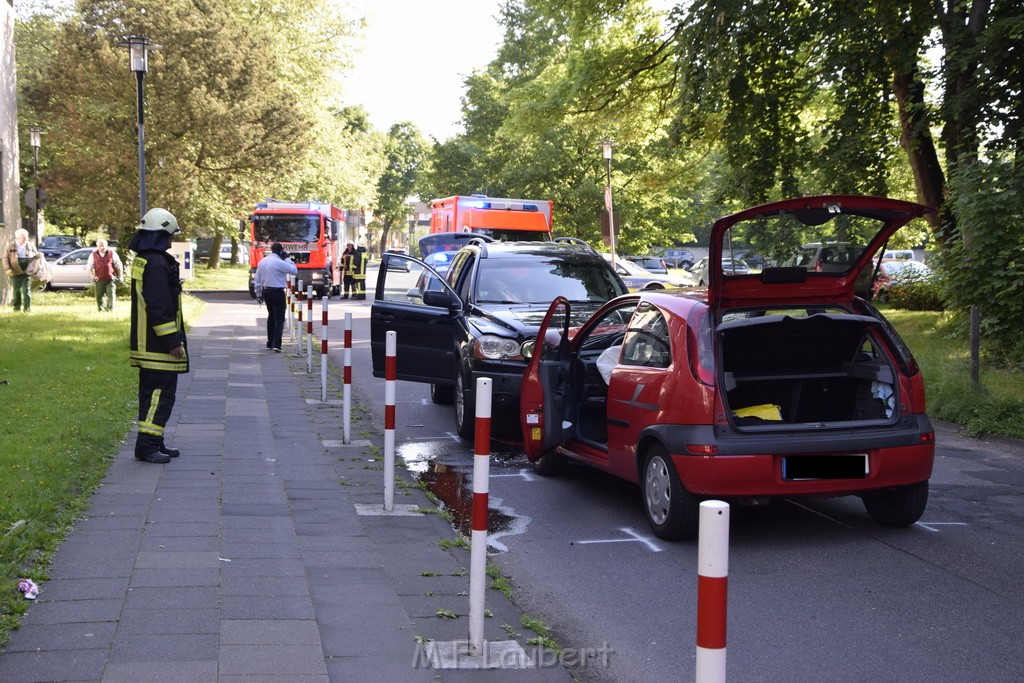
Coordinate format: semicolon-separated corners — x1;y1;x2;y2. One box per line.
128;208;189;465
243;201;347;298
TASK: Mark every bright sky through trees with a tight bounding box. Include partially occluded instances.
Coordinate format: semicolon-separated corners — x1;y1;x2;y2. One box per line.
341;0;505;141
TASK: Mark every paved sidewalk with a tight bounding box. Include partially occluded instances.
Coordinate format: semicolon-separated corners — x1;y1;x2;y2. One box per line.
0;292;569;682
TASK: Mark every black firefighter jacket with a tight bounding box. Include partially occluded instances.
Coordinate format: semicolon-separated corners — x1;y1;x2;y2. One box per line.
129;249;189;373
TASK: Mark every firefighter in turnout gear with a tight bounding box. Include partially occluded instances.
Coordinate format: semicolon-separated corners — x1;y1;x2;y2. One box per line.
351;244;368;300
128;208;189;464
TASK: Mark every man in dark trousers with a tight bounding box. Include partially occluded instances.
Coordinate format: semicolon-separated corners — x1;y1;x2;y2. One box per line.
253;242;298;351
128;208;189;464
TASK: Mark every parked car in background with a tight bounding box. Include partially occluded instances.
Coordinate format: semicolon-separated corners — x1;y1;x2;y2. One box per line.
689;256;750;285
45;247;120;290
520;195;936;540
384;248;411;272
873;259;933;301
656;247;695;270
218;243;248;264
789;242;863;273
625;255;668;274
604;254;696;290
39;235;84;261
371;239;627;439
883;249;919;261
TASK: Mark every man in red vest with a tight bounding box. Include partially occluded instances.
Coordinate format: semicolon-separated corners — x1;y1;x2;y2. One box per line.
88;238;123;311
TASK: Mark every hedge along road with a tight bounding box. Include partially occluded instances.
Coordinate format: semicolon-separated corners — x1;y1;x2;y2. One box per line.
322;291;1024;683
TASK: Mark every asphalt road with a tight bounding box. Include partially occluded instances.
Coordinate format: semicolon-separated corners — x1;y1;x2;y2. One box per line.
320;292;1024;682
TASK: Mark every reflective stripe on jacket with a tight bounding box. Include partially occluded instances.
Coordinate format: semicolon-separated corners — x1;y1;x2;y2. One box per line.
129;251;189;373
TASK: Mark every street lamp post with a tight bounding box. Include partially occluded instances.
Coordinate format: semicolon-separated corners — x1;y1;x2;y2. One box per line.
600;140;617;268
29;127;42;244
118;35;159;222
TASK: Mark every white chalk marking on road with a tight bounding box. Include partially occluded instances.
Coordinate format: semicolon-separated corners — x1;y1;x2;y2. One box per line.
490;469;535;482
784;500;854;529
354;502;425;517
916;522;969;532
445;432;462;442
577;527;663;553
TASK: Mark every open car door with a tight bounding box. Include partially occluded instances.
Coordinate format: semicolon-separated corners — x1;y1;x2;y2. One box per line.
520;297;578;461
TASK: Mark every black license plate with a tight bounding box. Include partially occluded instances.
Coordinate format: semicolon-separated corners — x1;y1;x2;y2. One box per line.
782;454;868;480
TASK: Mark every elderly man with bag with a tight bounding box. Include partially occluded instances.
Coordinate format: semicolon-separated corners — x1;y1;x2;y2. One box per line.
2;228;41;312
128;208;189;464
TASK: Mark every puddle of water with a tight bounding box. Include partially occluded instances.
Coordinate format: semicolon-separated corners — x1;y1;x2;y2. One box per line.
397;440;530;551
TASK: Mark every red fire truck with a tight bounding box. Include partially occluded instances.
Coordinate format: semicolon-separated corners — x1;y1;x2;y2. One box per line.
429;195;553;240
244;201;347;298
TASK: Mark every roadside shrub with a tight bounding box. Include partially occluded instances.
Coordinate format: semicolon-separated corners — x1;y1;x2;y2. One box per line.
886;278;944;311
940;160;1024;366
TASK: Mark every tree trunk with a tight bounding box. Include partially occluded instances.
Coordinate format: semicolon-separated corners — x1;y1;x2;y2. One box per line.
891;67;947;234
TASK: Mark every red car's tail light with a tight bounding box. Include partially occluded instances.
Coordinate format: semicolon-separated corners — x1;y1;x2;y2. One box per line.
920;431;934;444
686;305;715;386
686;444;718;455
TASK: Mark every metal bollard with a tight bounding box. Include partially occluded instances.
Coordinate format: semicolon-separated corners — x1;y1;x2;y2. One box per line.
696;500;730;683
383;331;397;511
284;274;292;337
306;285;314;374
468;377;492;656
320;296;329;402
343;313;352;444
295;280;304;354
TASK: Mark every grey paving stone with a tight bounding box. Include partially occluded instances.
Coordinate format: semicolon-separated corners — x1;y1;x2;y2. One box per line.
138;535;219;552
218;542;301;559
324;652;441;682
101;660;219;682
317;620;421;658
129;567;219;588
220;557;306;577
141;521;220;537
108;633;219;662
220;574;310;597
221;595;316;620
219;644;328;676
1;621;116;652
134;550;222;569
118;608;220;634
0;647;107;683
35;577;129;601
220;619;322;645
19;598;123;626
221;503;292;517
123;586;218;611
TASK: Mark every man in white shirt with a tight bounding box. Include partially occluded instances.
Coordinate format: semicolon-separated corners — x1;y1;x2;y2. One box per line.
253;242;298;352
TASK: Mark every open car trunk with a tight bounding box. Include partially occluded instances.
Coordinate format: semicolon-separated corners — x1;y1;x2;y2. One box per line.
718;313;898;429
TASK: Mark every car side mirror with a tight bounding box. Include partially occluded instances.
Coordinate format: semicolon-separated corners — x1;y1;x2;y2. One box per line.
423;289;456;309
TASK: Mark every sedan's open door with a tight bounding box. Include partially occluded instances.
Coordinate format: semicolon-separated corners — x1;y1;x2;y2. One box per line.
520;298;578;461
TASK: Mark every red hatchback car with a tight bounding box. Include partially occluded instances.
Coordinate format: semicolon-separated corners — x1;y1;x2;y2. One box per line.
520;196;936;539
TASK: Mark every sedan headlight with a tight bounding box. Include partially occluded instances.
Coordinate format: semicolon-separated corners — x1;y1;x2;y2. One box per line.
474;335;523;360
520;339;536;360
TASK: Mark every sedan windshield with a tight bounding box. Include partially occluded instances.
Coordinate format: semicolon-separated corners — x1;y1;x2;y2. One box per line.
476;256;623;304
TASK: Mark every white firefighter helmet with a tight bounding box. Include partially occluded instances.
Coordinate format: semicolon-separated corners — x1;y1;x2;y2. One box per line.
139;208;180;235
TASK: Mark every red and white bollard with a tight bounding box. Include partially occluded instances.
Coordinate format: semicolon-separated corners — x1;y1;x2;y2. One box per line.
320;296;329;402
295;280;304;354
468;377;492;656
306;285;314;373
343;312;352;444
284;274;292;337
696;500;730;683
383;330;396;511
